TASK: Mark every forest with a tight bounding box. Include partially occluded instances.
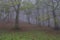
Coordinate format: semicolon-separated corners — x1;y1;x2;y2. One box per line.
0;0;60;40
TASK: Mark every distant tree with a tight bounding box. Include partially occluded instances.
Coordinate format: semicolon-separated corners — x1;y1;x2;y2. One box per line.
46;6;50;27
35;0;40;24
21;1;34;24
0;0;10;22
51;0;60;30
5;0;35;29
45;0;60;30
9;0;22;29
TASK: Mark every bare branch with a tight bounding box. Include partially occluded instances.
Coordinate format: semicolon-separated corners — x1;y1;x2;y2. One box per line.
54;0;60;10
10;0;17;11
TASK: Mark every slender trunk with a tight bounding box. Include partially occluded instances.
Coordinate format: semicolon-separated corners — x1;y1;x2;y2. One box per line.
7;13;10;22
52;0;59;30
47;15;50;27
15;10;19;29
35;0;40;25
27;9;31;24
27;15;30;24
37;8;40;24
52;10;59;30
36;6;40;25
46;6;50;27
14;3;20;30
0;13;1;21
42;8;45;26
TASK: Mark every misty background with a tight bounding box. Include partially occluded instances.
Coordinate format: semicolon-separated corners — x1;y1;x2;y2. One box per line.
0;0;60;29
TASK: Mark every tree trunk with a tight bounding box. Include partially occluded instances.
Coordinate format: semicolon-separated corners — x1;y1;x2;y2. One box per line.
42;8;45;26
35;0;40;25
52;0;59;30
27;15;30;24
46;6;50;27
37;8;40;24
7;13;10;23
52;10;59;30
15;10;19;30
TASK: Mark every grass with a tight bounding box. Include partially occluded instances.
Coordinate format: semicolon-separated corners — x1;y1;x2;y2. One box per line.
0;31;60;40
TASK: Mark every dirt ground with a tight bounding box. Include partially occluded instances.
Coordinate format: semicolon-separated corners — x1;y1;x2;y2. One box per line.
0;20;60;35
0;20;50;30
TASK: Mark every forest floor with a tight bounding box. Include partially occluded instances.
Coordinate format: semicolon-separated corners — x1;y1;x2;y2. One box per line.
0;31;60;40
0;20;60;40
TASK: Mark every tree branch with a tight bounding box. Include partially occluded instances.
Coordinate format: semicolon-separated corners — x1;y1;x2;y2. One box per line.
54;0;60;10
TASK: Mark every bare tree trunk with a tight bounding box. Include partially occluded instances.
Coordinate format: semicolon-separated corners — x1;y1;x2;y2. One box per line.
7;12;10;23
52;10;59;30
15;10;20;29
27;15;30;24
42;8;45;26
46;6;50;27
35;0;40;25
25;9;31;24
0;13;2;21
51;0;59;30
37;8;40;25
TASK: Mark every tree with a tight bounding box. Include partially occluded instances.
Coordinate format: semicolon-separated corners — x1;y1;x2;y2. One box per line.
0;0;10;22
51;0;60;30
45;0;60;30
35;0;40;24
46;6;50;27
9;0;22;29
21;1;34;24
7;0;35;29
